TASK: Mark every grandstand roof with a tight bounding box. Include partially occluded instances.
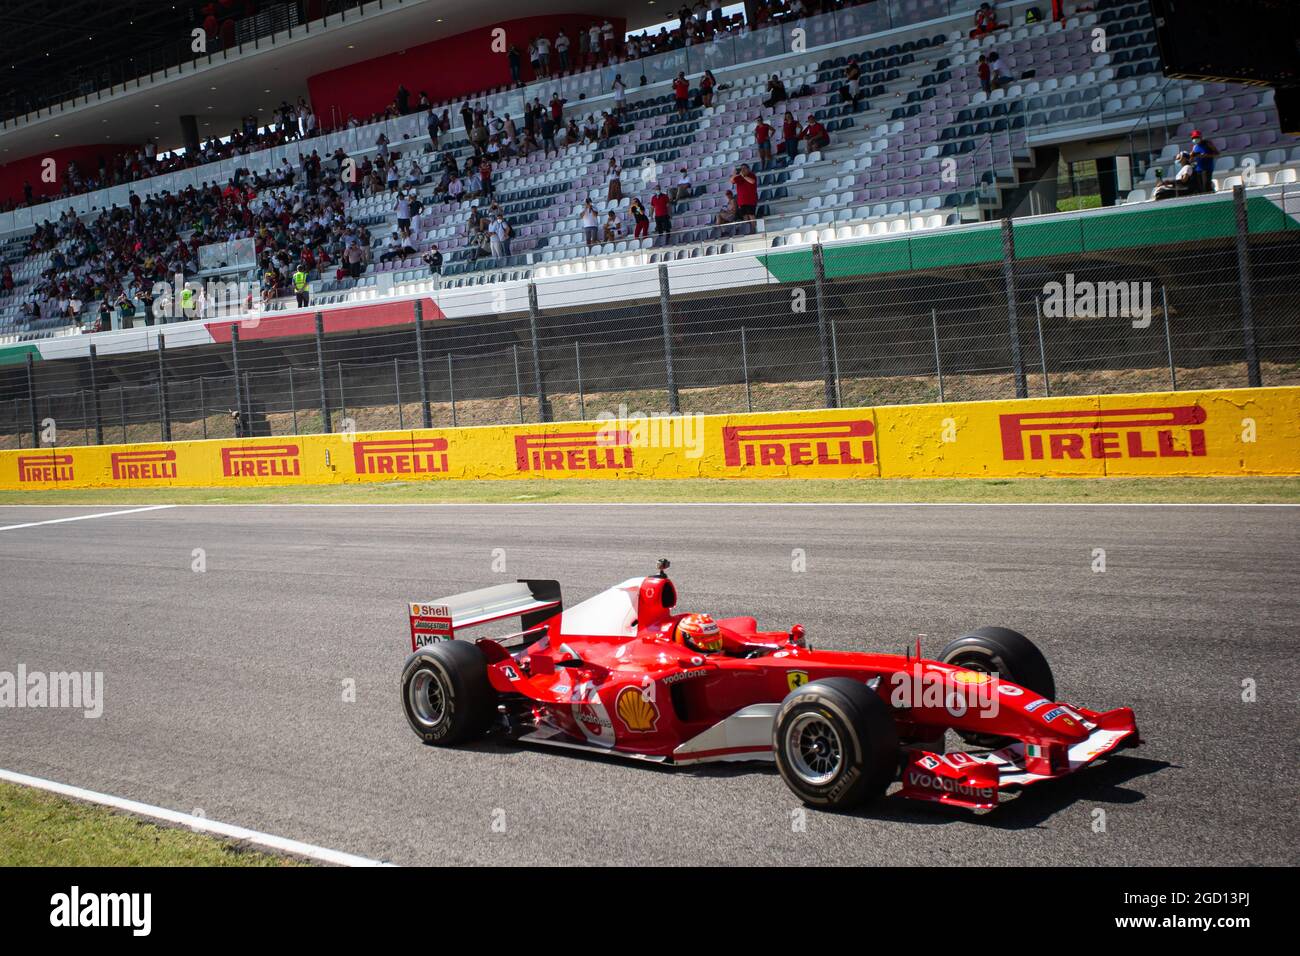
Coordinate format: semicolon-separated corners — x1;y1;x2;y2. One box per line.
0;0;657;158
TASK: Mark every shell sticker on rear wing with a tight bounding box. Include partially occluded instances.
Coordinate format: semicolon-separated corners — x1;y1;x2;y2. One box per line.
407;580;561;652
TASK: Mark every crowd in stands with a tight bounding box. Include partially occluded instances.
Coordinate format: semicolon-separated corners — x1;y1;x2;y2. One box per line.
10;155;373;327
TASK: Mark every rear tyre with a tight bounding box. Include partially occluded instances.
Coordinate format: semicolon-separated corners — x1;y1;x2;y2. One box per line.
773;677;899;811
938;626;1055;748
400;641;496;746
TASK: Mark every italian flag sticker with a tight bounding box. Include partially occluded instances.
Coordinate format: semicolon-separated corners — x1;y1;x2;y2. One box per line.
1026;743;1046;758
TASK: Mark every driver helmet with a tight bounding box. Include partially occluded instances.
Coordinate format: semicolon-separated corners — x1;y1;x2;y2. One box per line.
674;613;722;653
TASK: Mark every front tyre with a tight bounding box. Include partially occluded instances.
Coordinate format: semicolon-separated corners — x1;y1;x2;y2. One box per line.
773;677;899;811
939;625;1055;748
400;641;495;745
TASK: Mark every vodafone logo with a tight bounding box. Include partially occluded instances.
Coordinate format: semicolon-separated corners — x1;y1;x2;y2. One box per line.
906;770;994;801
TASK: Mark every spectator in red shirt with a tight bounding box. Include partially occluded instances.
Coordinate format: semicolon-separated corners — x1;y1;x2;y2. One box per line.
673;72;691;119
700;70;717;109
781;111;801;162
650;188;673;244
977;54;991;95
731;164;759;220
755;118;775;169
801;115;829;156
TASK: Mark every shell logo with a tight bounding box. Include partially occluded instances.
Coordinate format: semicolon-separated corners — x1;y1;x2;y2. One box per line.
952;670;991;685
614;685;659;733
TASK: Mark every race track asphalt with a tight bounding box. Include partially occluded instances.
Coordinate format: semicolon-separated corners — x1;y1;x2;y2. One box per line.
0;502;1296;866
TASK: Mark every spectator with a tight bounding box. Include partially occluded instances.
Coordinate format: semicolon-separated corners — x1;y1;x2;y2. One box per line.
673;72;691;118
764;75;787;109
603;210;624;243
489;213;510;258
781;111;801;162
801;114;829;155
731;164;759;220
395;192;412;232
630;197;650;240
536;33;552;77
395;84;410;115
1190;130;1220;194
292;263;310;307
581;200;600;248
977;54;991;96
607;158;624;202
987;52;1014;91
672;166;693;202
701;70;717;109
650;187;673;244
508;44;522;86
972;2;1001;38
841;56;863;109
1152;152;1196;200
612;74;627;116
755;117;776;168
423;244;443;275
556;29;571;71
715;189;739;226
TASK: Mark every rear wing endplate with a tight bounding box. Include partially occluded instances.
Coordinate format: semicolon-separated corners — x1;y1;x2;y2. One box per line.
408;579;561;651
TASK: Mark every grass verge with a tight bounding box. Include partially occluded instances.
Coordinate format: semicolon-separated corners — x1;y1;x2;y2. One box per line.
0;476;1296;505
0;780;305;866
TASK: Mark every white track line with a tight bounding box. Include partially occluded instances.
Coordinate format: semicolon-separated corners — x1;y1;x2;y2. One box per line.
2;502;1294;509
0;504;175;532
0;767;393;867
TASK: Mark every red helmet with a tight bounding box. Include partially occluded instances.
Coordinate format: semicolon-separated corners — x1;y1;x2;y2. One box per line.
674;613;722;653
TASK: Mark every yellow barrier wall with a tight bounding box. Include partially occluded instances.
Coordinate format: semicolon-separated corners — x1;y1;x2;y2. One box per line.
2;388;1296;490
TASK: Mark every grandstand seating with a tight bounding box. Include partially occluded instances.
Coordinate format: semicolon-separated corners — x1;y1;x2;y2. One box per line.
3;0;1299;343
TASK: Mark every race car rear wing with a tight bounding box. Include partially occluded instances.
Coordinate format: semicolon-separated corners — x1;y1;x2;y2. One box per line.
408;580;561;651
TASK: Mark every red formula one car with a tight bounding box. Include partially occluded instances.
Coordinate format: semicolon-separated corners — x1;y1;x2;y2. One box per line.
399;560;1140;810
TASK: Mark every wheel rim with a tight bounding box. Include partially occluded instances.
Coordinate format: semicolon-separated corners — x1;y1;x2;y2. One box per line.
785;712;843;786
408;667;447;728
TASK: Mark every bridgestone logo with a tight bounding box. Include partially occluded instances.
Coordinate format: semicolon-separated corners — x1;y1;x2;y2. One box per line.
999;406;1207;461
721;420;875;468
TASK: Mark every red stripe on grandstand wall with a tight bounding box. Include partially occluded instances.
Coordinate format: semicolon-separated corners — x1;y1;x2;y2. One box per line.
0;144;141;207
306;15;626;126
205;297;445;343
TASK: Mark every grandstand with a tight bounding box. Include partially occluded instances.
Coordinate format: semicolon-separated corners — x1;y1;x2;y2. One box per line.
1;0;1298;447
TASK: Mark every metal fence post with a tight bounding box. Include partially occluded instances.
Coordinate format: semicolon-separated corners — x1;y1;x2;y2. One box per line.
88;343;103;445
25;353;39;447
337;363;346;424
288;370;297;435
812;244;837;408
830;318;843;407
514;344;525;423
658;265;679;414
157;333;171;442
243;371;252;428
414;300;432;429
527;283;549;422
394;357;404;429
314;311;331;433
574;342;585;420
741;326;753;413
1161;285;1177;390
1231;184;1262;387
447;352;457;426
119;386;127;443
231;324;243;434
1033;299;1050;398
930;310;945;403
1000;218;1029;399
199;377;208;440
